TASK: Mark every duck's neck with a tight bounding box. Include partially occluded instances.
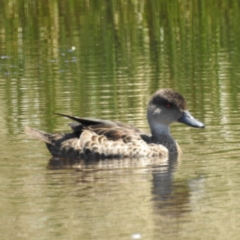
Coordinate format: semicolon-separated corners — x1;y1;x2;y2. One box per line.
150;122;171;139
150;122;178;153
148;118;179;153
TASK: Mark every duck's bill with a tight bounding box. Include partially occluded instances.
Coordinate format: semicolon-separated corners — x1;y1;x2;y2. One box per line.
178;111;205;128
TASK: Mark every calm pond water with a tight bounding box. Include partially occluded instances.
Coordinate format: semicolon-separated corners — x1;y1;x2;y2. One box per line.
1;0;240;239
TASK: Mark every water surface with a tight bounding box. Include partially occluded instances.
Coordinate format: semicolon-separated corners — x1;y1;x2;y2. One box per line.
1;1;240;239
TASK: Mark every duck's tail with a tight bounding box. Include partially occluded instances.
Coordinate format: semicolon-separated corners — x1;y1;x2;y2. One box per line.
25;126;52;144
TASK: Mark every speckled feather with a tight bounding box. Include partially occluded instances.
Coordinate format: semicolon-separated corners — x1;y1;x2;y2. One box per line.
25;126;168;159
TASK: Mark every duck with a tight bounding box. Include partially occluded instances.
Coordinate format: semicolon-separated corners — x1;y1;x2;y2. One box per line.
25;89;205;160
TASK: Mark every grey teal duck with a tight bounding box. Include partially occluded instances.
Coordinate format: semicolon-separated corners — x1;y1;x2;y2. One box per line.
25;89;205;159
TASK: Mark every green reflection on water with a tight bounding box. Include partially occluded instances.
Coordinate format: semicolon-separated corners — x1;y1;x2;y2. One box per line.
0;0;240;132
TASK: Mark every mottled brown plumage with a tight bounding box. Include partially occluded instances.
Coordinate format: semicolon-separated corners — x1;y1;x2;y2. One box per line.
25;89;205;160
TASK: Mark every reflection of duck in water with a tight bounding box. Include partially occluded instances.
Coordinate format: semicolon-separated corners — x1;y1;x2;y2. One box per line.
25;89;204;160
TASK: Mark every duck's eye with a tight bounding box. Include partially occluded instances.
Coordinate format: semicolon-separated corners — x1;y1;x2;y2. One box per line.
166;103;172;108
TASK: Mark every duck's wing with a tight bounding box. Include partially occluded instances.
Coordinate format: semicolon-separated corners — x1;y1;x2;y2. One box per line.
55;113;107;126
55;113;146;141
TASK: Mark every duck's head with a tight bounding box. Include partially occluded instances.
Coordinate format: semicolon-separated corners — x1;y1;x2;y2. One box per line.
147;89;205;136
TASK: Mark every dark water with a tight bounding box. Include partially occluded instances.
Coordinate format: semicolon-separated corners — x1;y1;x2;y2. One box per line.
1;1;240;239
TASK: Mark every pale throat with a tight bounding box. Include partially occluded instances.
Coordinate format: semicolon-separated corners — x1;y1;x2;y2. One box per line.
147;107;172;138
150;122;171;138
